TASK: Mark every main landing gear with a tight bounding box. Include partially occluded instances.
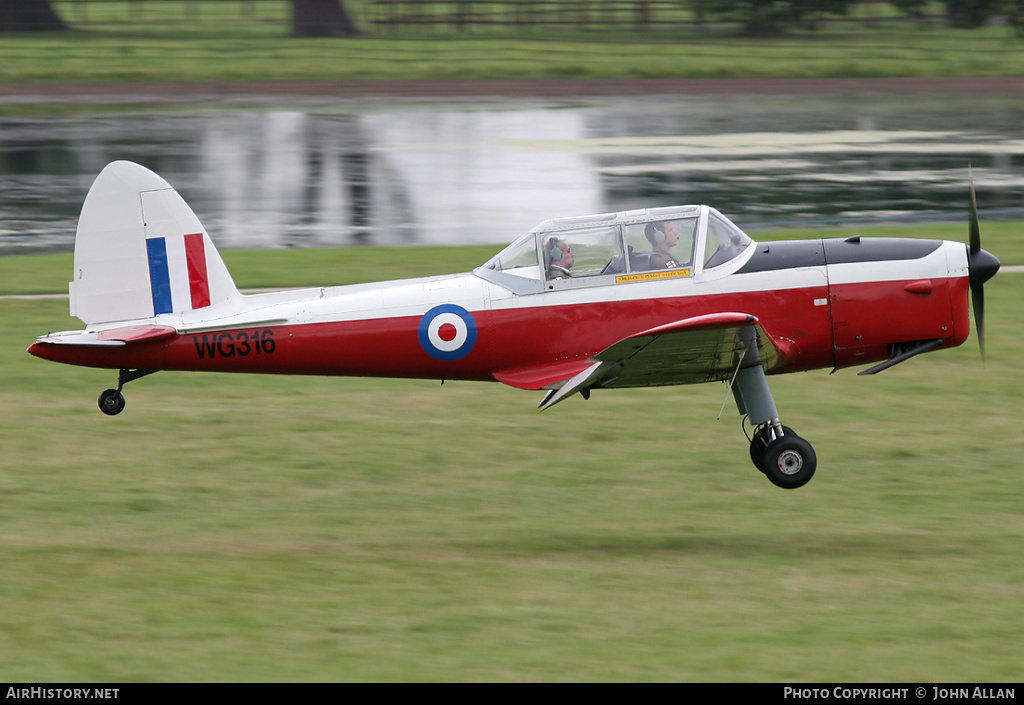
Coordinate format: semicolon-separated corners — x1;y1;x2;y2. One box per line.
98;368;157;416
732;361;817;490
748;422;817;490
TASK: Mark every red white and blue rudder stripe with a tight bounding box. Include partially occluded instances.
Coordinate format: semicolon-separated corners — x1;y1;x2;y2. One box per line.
146;232;212;315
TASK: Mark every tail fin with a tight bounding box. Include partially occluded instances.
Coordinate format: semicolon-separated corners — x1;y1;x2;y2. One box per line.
70;161;240;325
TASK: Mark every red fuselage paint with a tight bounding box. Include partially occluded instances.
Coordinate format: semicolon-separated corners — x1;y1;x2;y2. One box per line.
28;268;969;385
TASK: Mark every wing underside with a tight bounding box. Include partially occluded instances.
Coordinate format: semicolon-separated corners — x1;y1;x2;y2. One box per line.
500;312;784;410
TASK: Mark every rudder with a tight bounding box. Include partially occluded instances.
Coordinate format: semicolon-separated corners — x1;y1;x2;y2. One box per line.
70;160;240;325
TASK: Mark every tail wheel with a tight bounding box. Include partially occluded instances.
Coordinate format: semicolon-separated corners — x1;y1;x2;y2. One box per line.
98;389;126;416
761;435;816;490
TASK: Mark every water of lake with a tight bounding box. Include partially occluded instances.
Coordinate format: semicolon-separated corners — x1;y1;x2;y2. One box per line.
1;91;1022;254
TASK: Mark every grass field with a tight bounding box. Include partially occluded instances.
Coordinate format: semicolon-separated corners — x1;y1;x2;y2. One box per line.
2;0;1023;682
0;2;1022;82
4;32;1022;83
1;229;1022;681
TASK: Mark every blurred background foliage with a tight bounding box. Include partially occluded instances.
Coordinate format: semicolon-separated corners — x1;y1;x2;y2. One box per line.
2;0;1024;38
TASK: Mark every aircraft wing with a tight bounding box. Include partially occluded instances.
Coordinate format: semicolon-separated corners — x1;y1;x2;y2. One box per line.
535;312;786;410
491;358;596;391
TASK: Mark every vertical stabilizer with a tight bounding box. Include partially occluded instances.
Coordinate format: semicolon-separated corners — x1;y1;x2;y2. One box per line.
70;161;240;325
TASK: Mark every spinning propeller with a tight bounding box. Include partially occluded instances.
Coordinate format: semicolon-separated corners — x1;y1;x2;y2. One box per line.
967;168;1001;360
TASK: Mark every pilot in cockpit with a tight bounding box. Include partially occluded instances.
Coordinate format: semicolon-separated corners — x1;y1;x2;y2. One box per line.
545;237;575;280
645;221;682;270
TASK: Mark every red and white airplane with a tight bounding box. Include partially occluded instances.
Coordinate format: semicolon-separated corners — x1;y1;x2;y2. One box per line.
29;161;1000;489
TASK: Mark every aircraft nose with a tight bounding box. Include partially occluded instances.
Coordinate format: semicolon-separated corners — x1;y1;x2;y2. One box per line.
969;247;1000;288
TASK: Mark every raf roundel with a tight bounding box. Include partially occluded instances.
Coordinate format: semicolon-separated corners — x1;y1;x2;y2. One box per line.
418;304;478;361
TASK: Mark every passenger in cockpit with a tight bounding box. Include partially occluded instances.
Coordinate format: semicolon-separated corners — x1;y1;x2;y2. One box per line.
545;237;575;279
645;221;683;270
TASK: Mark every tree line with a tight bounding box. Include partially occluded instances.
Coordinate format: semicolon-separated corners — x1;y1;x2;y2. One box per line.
2;0;1021;37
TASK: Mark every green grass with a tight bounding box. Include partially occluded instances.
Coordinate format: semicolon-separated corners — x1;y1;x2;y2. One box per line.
4;32;1022;83
3;0;1021;682
0;2;1020;82
2;231;1023;680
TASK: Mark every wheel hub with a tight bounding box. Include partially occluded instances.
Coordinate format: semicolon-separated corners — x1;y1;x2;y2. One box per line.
777;449;804;476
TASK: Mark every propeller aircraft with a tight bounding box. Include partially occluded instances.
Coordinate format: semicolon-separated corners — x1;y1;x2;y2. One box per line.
28;161;1000;489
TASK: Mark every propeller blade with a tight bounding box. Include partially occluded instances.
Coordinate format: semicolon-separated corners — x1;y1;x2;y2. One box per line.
972;281;985;361
969;165;981;255
965;166;1000;362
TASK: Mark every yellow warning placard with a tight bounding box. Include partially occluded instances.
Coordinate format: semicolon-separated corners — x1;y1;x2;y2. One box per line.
616;269;691;284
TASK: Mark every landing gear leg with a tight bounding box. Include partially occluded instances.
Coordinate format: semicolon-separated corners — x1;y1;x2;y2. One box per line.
733;365;817;489
98;368;158;416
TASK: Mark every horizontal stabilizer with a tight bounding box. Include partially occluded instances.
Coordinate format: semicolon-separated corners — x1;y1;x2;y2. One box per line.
33;324;178;348
97;324;178;344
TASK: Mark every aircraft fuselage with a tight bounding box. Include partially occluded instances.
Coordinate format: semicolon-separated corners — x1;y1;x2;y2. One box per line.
30;236;971;386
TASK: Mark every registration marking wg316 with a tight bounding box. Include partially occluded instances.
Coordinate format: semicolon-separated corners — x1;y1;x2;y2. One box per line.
193;329;276;359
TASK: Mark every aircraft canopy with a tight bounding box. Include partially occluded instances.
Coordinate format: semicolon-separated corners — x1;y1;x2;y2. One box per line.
476;205;752;294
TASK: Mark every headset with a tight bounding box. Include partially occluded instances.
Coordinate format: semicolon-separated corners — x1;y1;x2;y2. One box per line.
547;237;564;262
645;222;666;245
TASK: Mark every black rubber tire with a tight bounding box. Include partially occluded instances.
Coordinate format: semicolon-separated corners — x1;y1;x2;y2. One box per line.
761;434;817;489
98;389;126;416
